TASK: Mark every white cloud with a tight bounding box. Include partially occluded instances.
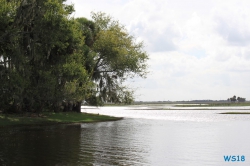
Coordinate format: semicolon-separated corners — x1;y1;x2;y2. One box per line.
212;0;250;46
66;0;250;101
132;51;250;101
117;0;181;52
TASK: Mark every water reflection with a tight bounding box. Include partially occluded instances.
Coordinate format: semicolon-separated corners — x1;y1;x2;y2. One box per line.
1;106;250;166
0;120;151;166
80;120;150;165
0;125;82;166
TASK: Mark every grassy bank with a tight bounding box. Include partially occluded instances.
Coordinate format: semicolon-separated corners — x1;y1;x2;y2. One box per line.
0;112;123;127
219;112;250;114
174;103;250;107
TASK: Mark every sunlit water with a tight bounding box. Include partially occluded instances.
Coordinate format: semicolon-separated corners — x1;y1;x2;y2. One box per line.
82;105;250;122
1;106;250;166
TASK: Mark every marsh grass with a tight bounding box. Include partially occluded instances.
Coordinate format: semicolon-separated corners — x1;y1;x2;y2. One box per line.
0;112;122;127
219;112;250;114
174;103;250;107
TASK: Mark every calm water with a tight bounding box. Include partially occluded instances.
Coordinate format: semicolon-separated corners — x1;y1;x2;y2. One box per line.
1;106;250;166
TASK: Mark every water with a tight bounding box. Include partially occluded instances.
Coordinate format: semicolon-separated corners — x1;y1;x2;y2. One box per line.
1;106;250;165
82;105;250;122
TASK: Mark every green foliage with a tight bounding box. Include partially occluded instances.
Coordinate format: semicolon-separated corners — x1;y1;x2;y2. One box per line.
86;95;104;106
91;12;148;78
0;0;91;112
76;12;148;105
0;2;148;112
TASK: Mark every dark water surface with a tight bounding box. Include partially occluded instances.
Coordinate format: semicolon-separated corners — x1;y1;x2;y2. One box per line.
1;106;250;165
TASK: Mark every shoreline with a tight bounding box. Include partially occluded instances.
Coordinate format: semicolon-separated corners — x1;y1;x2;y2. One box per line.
219;112;250;114
127;108;250;110
0;112;123;128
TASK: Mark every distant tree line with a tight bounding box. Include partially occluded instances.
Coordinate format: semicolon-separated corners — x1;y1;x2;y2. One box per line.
0;0;148;113
227;95;246;102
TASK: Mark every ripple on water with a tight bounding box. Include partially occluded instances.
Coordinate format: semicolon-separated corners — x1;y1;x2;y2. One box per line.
82;106;250;122
1;106;250;165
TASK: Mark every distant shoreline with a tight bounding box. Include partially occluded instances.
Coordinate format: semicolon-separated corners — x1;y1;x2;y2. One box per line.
127;108;250;110
219;112;250;114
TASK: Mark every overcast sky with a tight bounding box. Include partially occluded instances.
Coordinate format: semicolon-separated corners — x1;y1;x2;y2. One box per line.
66;0;250;101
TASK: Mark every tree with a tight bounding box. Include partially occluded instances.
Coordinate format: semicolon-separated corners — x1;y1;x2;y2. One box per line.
237;97;246;102
228;95;237;103
1;2;148;113
76;12;148;104
0;0;92;113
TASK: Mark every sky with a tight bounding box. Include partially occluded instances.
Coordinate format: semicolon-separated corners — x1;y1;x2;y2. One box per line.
66;0;250;101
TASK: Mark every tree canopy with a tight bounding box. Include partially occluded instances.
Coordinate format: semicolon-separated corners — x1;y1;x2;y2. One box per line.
0;0;148;113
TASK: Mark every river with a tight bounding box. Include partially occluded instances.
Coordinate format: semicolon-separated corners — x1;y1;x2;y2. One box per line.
0;105;250;165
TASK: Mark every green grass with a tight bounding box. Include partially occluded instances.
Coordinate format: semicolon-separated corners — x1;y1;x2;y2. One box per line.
219;112;250;114
174;103;250;107
0;112;123;127
103;104;132;106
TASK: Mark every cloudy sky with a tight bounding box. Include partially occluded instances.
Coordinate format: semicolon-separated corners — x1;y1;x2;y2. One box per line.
66;0;250;101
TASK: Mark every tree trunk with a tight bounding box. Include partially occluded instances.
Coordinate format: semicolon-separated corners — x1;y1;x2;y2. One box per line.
73;101;81;113
76;101;81;113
